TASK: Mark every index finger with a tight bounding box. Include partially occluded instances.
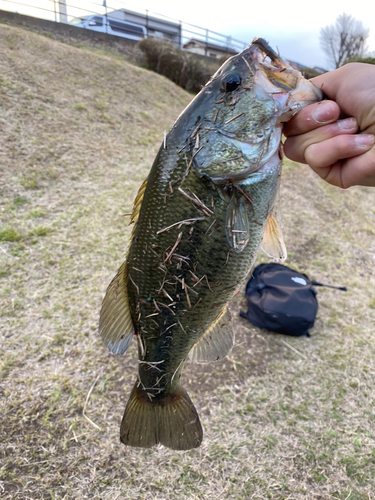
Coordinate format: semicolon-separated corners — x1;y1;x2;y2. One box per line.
284;100;340;137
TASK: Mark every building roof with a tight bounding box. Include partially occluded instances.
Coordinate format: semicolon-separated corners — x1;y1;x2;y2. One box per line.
183;38;238;54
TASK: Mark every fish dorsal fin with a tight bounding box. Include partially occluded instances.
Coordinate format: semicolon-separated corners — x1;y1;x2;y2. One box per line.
99;261;135;355
261;210;287;262
189;306;234;364
130;177;148;230
100;178;147;353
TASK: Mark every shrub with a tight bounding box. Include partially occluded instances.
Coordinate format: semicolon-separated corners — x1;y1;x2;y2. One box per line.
138;38;220;93
344;56;375;65
303;68;325;79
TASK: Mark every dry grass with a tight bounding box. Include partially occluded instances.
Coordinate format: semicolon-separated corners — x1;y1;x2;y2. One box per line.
1;24;375;500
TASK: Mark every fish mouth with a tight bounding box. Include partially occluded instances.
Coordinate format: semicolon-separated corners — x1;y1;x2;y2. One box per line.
247;37;323;116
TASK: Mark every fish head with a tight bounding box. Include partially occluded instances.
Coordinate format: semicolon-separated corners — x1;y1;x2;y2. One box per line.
190;37;323;182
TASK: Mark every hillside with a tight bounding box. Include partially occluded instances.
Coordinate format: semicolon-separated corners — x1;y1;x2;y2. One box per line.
1;24;375;499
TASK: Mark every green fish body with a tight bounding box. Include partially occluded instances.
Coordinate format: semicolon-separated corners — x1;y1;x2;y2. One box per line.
100;38;322;450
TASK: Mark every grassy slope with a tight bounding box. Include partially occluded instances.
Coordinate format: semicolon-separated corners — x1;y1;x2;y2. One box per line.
1;24;375;500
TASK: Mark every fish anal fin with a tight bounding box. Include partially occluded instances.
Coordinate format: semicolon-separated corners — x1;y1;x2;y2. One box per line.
99;261;135;355
189;306;234;364
261;212;287;262
120;383;203;450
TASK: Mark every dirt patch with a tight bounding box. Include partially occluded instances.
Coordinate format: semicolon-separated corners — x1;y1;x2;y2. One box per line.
184;318;289;395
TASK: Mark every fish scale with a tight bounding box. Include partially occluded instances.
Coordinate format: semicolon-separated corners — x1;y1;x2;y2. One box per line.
128;170;265;331
99;37;322;450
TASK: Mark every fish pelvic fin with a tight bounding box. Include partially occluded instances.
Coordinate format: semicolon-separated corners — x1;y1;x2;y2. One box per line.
189;305;234;363
120;382;203;450
99;261;135;355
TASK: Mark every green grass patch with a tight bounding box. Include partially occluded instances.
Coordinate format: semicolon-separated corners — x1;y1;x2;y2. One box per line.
0;227;23;242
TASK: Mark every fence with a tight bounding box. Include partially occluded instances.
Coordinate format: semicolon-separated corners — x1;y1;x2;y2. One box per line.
0;0;248;56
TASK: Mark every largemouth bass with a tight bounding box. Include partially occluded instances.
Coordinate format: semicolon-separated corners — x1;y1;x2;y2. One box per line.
99;38;322;450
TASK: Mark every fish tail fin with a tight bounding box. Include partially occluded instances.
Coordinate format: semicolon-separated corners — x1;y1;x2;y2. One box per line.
120;382;203;450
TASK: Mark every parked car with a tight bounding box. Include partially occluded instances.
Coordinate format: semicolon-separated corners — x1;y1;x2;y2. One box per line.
69;15;146;41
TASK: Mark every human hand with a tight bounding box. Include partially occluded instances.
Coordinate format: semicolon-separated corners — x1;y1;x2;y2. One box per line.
283;63;375;188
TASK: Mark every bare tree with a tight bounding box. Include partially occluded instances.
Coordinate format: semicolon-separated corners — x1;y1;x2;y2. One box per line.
320;13;369;68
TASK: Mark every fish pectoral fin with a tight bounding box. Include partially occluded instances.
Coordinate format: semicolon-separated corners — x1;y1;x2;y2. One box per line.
226;193;251;254
261;212;287;262
189;306;234;364
99;261;135;355
120;382;203;450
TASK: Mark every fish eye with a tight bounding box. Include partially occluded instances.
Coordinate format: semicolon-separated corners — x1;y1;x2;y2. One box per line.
222;73;242;92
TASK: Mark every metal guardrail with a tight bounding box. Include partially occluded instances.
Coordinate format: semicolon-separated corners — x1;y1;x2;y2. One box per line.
0;0;248;55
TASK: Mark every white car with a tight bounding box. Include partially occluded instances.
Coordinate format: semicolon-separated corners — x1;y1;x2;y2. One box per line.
69;15;146;41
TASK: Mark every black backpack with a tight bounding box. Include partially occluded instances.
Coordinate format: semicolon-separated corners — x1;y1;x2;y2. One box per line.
240;263;346;337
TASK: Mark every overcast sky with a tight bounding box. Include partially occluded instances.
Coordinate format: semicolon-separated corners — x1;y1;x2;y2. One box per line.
138;0;375;69
4;0;375;69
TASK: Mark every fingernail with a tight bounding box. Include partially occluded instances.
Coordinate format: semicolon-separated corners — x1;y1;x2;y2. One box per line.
337;117;357;130
355;134;375;147
312;101;337;124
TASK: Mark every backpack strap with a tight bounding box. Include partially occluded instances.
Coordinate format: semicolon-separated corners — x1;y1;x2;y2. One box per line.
311;281;347;291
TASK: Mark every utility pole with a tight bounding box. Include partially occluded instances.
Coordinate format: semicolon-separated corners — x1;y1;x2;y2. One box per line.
58;0;67;23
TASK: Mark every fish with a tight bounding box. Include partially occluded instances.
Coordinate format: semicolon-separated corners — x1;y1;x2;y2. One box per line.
99;38;322;450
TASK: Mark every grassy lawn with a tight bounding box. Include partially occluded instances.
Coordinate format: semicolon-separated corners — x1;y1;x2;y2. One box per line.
0;24;374;499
